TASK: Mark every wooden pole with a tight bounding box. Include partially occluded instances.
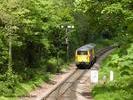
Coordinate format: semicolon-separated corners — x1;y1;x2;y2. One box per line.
65;28;69;62
9;32;12;68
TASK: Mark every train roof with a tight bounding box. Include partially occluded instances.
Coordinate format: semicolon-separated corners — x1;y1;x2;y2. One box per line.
76;43;96;51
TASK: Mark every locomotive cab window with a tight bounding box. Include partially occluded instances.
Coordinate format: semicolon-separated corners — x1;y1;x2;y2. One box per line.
77;51;88;55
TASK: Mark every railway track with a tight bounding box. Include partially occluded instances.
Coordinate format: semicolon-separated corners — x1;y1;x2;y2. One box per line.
41;46;116;100
44;69;87;100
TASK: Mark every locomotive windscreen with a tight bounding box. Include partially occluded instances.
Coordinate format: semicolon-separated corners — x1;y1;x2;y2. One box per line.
77;51;88;55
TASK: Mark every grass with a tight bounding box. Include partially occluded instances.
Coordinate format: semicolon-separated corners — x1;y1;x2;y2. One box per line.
0;71;51;100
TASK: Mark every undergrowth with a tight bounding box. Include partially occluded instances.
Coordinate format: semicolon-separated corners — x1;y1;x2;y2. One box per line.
0;57;69;100
92;43;133;100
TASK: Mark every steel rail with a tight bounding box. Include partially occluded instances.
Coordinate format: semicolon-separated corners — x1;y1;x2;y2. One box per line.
38;68;78;100
43;69;87;100
41;46;116;100
58;69;88;99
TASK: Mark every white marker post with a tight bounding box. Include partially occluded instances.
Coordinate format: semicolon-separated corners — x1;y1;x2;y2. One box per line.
90;68;98;84
110;71;114;81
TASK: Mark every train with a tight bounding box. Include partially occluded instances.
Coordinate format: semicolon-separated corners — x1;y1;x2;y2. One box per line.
75;43;96;68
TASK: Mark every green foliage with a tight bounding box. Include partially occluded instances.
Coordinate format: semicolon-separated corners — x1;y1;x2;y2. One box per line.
101;3;123;14
0;67;19;96
46;58;58;73
0;0;74;97
93;76;133;100
0;0;132;98
92;44;133;100
46;58;64;73
73;0;133;45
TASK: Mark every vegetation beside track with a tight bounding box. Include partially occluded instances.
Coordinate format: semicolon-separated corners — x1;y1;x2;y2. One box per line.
0;62;71;99
92;43;133;100
0;0;132;99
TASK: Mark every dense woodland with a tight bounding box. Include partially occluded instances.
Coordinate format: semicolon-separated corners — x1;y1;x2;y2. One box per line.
0;0;132;99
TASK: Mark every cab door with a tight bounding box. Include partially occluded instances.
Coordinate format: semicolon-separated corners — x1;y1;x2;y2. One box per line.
89;49;93;61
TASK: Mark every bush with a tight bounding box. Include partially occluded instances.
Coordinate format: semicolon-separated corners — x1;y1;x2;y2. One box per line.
46;57;64;73
0;67;19;97
46;58;58;73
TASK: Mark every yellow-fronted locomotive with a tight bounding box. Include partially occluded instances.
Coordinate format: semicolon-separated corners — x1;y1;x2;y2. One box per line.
75;43;96;68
